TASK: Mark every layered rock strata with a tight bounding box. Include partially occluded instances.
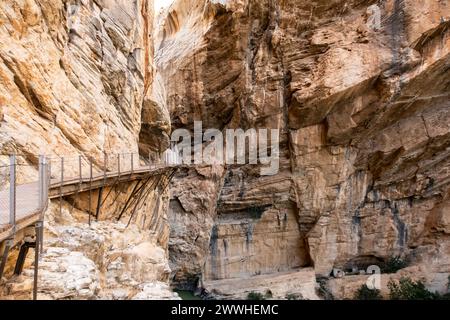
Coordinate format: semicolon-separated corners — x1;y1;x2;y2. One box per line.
157;0;450;297
0;0;174;299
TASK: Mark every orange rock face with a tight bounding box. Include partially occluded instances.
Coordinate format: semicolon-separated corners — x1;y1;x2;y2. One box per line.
0;0;174;300
157;0;450;296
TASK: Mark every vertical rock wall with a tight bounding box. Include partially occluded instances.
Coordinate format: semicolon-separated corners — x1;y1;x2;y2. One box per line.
157;0;450;297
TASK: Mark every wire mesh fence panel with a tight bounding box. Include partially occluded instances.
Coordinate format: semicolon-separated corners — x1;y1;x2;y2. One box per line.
92;160;104;180
49;156;80;185
117;153;125;174
82;157;91;182
0;161;10;226
62;156;83;183
1;151;172;231
134;153;144;171
15;163;40;220
106;154;112;174
49;156;62;185
51;156;62;184
121;153;131;173
17;152;163;188
15;180;40;221
131;152;138;171
0;197;9;225
0;156;10;190
0;156;10;228
0;160;40;227
138;153;148;170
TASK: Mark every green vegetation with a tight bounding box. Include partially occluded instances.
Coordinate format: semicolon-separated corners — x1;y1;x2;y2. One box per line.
388;277;439;300
347;275;450;301
442;293;450;299
317;278;334;300
286;293;303;300
381;256;408;273
174;290;202;300
354;284;382;300
247;291;265;300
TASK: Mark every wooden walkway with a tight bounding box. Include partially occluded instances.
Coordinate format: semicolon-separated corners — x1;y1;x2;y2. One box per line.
0;162;181;243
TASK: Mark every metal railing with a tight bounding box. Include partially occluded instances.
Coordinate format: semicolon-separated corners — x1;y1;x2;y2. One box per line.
47;151;179;187
0;150;181;234
0;155;49;233
47;151;181;225
0;150;180;300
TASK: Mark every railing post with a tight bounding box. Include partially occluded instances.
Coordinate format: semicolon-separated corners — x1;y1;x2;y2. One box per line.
9;155;16;229
38;155;44;210
117;154;121;177
38;155;47;255
48;159;51;184
59;157;64;217
60;157;64;186
79;155;82;182
88;158;93;226
131;153;134;174
89;158;93;182
8;155;16;235
45;158;50;208
104;152;107;180
33;221;43;300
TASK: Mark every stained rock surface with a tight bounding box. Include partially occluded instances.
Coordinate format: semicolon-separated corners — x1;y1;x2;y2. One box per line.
157;0;450;298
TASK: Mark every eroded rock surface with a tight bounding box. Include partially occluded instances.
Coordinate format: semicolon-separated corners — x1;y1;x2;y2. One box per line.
157;0;450;297
1;0;449;300
0;0;174;299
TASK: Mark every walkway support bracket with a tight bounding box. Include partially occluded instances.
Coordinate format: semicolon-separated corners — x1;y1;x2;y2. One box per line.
117;180;142;221
14;241;36;275
95;187;103;220
88;159;93;226
59;157;64;217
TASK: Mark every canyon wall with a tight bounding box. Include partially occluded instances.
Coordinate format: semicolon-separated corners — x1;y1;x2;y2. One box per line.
0;0;176;299
157;0;450;298
0;0;449;300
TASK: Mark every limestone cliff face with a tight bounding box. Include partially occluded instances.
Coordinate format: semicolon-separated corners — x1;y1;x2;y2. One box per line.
0;0;175;299
157;0;450;296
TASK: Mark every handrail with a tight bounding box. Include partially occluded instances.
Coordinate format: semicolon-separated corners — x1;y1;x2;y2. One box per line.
1;150;181;240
